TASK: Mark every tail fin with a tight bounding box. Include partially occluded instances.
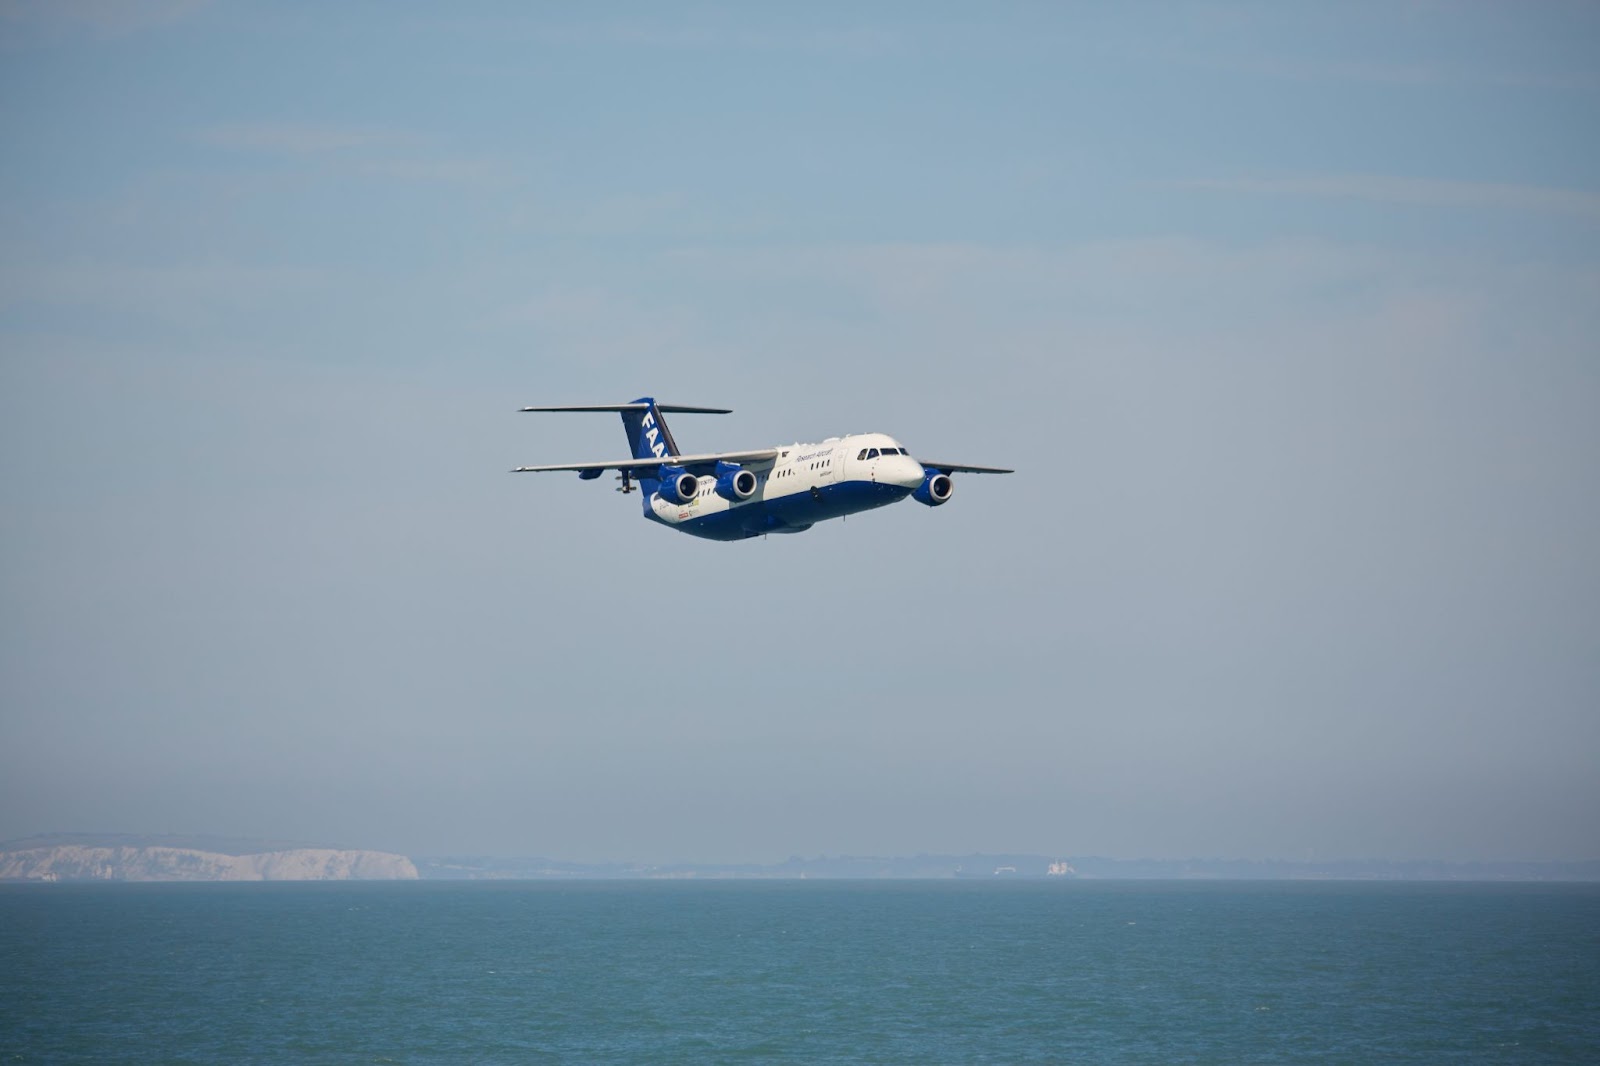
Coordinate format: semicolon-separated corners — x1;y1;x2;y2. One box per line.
620;397;682;462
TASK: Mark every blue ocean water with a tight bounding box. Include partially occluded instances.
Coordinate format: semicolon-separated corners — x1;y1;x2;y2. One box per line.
2;880;1597;1063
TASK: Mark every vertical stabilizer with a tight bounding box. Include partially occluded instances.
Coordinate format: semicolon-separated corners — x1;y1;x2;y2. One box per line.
619;397;682;462
619;397;680;505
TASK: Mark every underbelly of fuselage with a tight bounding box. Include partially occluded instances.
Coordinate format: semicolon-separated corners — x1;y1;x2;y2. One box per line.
656;480;913;540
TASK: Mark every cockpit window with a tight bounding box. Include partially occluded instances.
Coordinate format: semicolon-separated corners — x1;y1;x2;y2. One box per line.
856;449;867;460
867;448;880;458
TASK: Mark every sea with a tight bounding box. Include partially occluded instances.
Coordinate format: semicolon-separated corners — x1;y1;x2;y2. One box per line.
2;880;1597;1063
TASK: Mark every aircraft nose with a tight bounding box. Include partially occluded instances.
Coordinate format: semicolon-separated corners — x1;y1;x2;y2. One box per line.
885;456;925;489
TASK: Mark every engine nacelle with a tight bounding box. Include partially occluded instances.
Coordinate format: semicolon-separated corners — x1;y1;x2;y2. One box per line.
714;461;758;502
657;466;699;504
913;469;954;507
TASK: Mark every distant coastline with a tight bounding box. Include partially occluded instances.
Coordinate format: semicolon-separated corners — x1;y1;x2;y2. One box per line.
0;834;417;882
413;853;1600;883
3;835;1596;883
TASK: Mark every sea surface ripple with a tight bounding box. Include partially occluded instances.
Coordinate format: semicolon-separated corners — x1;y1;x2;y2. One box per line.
2;880;1597;1063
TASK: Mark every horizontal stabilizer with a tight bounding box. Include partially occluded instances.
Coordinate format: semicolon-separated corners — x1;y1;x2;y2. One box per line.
519;403;732;414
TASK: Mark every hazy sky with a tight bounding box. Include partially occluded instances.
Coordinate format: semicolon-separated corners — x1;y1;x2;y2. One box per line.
2;2;1597;864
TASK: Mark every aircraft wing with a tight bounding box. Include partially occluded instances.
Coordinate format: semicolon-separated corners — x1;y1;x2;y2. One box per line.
512;449;780;476
916;460;1015;474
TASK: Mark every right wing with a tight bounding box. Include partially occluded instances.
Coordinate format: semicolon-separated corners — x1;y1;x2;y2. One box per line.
915;460;1015;474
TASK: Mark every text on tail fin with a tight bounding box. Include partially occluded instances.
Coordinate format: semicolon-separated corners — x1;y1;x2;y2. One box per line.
620;397;682;461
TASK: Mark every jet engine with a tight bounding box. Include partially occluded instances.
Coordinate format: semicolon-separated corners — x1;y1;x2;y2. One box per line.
657;466;699;504
714;462;758;502
913;469;954;507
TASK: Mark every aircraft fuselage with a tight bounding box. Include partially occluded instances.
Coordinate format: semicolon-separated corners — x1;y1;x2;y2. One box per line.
647;433;925;540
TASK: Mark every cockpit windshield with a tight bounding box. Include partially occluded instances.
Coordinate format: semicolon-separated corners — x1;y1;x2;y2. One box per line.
857;445;907;460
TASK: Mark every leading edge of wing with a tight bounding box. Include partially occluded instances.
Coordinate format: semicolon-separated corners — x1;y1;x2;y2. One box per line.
511;449;780;474
915;460;1015;474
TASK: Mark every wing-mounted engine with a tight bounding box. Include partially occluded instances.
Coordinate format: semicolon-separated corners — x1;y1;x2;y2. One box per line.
657;465;699;504
913;469;954;507
713;460;758;502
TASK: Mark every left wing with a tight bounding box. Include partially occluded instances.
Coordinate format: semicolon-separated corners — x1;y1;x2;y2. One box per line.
915;460;1014;474
512;449;780;477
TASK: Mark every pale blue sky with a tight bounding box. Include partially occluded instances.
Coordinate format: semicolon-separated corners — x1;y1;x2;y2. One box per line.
3;2;1597;863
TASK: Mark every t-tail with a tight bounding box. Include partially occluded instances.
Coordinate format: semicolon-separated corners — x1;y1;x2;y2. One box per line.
514;398;734;504
620;397;681;502
621;397;682;460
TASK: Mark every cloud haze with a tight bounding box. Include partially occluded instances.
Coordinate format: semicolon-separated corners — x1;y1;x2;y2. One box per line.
2;3;1597;864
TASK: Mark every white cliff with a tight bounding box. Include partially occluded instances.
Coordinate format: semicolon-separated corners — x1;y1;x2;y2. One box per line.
0;842;418;882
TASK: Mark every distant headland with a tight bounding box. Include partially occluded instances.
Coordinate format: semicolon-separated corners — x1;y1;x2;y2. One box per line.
0;834;417;882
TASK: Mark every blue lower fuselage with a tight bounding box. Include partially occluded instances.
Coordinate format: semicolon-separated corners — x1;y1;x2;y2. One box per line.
647;479;914;540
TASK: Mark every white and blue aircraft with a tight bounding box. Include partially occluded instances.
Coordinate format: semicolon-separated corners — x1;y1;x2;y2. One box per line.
513;397;1012;541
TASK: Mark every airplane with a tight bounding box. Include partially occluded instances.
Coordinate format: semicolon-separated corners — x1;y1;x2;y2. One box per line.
512;396;1012;541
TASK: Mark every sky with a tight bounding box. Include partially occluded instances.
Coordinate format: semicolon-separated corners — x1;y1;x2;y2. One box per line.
2;1;1597;864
